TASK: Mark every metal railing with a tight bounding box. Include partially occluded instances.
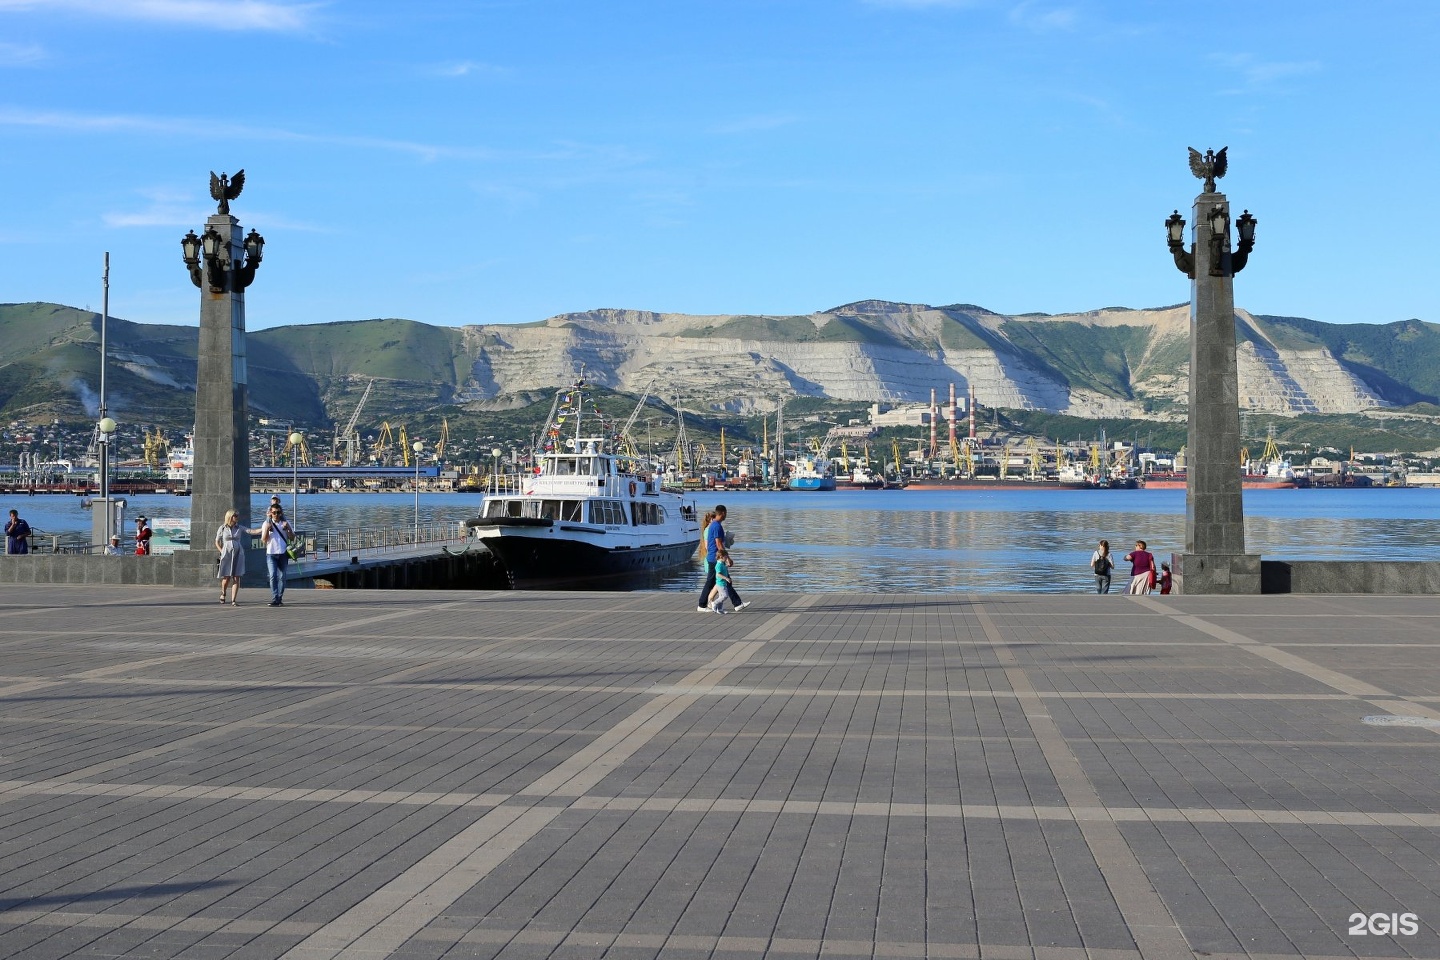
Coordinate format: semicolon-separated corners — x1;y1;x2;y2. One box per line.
7;522;474;561
304;521;471;562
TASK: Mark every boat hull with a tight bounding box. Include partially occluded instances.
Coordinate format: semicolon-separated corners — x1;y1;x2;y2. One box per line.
788;476;836;491
1142;475;1309;489
474;522;700;588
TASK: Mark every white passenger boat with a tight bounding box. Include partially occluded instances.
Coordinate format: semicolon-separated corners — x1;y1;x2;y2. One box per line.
469;381;702;587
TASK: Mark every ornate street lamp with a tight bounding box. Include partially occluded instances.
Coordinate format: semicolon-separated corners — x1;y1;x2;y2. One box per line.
1167;149;1257;281
179;174;264;293
412;439;425;543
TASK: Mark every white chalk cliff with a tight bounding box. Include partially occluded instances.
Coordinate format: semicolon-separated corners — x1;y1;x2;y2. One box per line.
451;301;1396;418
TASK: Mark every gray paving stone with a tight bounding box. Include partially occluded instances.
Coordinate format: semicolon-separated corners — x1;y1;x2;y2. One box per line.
2;586;1440;958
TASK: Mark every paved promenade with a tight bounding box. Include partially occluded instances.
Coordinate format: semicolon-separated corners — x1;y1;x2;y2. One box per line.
0;585;1437;960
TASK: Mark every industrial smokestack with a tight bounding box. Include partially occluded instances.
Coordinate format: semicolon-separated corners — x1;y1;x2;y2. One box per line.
969;385;976;441
929;388;938;458
948;383;957;450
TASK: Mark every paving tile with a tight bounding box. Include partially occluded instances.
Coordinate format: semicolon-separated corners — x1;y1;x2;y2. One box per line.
1;586;1438;959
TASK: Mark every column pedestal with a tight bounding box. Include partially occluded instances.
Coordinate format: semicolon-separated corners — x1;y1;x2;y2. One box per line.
1173;552;1261;595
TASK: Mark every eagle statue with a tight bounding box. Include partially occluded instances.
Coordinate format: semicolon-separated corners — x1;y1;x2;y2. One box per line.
1187;147;1226;194
209;169;245;215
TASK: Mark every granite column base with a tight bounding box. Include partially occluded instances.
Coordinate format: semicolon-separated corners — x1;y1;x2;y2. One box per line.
1173;552;1262;595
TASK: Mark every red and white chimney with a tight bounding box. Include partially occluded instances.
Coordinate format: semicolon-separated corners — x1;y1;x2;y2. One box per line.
968;384;976;441
948;383;957;450
929;388;938;458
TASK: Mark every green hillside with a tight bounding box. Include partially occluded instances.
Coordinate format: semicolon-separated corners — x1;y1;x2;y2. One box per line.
998;321;1156;399
1252;314;1440;405
252;318;469;384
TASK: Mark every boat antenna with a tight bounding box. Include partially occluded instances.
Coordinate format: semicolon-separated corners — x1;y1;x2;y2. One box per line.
574;365;586;450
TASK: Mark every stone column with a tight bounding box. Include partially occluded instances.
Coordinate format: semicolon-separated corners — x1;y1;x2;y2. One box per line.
173;214;255;584
1179;191;1260;593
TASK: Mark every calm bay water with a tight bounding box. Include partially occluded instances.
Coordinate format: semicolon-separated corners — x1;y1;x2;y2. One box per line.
7;487;1437;593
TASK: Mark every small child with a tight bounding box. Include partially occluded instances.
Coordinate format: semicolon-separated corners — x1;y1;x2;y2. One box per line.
1158;561;1173;595
708;549;734;613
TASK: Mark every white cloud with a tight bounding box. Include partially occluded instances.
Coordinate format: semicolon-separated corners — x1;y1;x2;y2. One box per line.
0;41;46;65
0;106;497;162
1211;53;1321;92
1008;1;1078;31
102;186;325;230
424;60;509;79
0;0;321;32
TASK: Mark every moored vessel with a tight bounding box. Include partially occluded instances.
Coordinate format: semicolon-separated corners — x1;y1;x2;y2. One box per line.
469;379;701;587
788;454;836;491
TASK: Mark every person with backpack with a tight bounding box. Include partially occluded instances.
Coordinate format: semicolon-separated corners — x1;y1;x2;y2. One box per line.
1090;539;1114;593
5;509;31;554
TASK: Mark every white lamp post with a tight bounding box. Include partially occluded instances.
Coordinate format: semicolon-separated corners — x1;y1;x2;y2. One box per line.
491;446;502;492
98;416;117;542
289;431;303;523
412;439;424;543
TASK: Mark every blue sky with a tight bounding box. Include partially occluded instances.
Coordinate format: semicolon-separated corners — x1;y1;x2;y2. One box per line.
2;1;1437;331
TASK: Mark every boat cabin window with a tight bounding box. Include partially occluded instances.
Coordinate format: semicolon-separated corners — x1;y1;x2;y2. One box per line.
530;499;581;520
483;498;580;521
633;502;666;526
589;500;626;526
483;498;523;518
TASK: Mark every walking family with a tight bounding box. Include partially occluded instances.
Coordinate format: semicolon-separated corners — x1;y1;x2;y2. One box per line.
1089;538;1170;595
696;504;750;613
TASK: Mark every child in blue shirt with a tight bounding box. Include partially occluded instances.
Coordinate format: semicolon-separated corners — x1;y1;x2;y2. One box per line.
708;549;735;613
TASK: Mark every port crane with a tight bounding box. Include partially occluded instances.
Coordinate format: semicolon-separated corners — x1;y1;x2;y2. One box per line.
616;379;656;463
284;432;311;466
331;378;374;467
373;422;394;464
142;428;169;471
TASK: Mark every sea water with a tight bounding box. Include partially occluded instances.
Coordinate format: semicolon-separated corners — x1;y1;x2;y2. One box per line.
4;487;1436;594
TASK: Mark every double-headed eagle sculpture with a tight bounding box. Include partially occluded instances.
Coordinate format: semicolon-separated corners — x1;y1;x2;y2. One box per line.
1187;147;1227;194
210;169;245;215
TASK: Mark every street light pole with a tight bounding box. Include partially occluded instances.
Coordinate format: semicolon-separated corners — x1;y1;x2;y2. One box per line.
412;439;424;543
97;417;117;542
289;431;303;524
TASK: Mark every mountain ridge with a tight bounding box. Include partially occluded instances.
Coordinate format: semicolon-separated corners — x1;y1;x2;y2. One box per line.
1;299;1436;429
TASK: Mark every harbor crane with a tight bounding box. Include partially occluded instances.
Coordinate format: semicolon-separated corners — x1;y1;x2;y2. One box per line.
284;432;311;466
373;422;394;464
435;418;449;462
331;378;374;467
617;378;656;463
